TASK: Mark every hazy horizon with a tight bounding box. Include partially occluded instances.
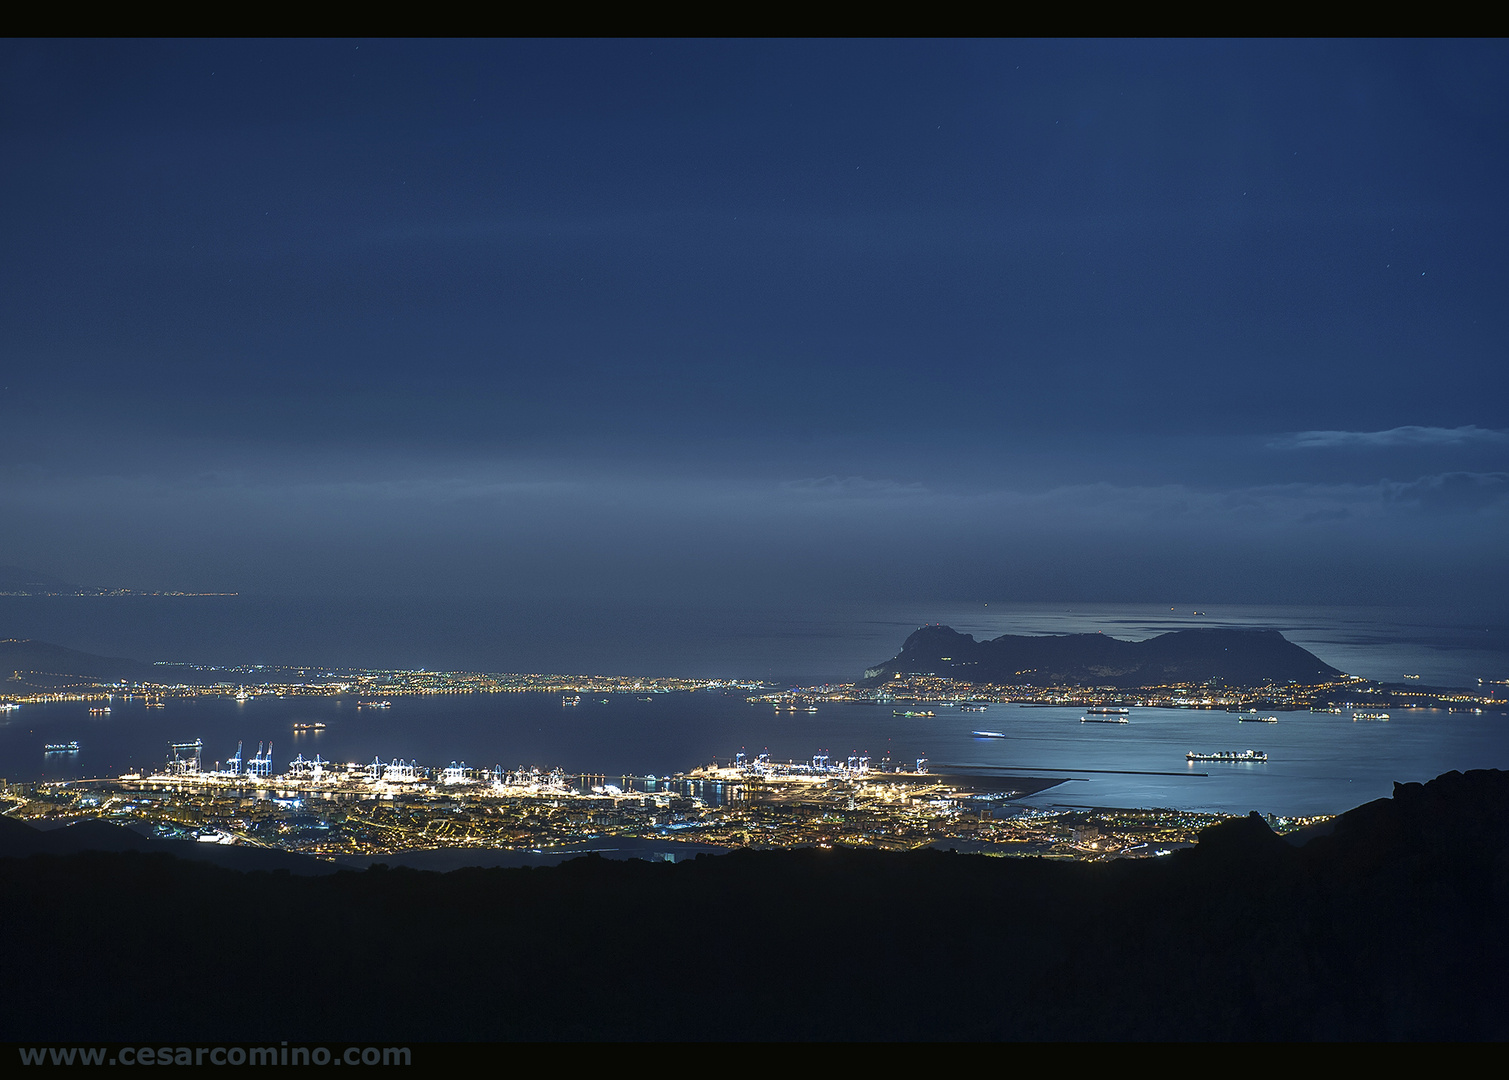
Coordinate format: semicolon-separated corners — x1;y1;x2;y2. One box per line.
1;595;1502;689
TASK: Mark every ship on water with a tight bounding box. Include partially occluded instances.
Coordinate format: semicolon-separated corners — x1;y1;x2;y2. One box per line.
1238;714;1278;723
1081;714;1129;724
1085;707;1129;715
972;730;1008;739
1187;749;1267;763
43;741;80;753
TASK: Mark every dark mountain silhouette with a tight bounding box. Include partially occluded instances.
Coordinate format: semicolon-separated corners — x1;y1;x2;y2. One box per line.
2;769;1507;1041
0;637;158;685
864;624;1343;687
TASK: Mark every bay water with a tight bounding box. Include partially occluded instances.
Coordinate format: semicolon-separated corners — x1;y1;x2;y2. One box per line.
6;691;1507;817
2;596;1506;816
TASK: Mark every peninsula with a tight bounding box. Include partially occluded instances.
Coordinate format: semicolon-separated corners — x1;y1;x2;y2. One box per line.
864;625;1343;688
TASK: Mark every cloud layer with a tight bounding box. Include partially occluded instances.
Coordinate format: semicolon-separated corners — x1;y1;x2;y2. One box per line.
1272;426;1509;450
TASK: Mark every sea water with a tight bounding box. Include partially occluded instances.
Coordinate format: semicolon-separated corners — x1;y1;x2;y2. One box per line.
5;690;1508;817
0;596;1503;688
1;596;1505;815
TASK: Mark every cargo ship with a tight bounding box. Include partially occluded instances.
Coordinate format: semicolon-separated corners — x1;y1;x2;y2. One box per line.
1080;715;1129;724
1353;711;1390;721
44;741;80;753
1186;749;1267;763
972;730;1008;739
1238;714;1278;723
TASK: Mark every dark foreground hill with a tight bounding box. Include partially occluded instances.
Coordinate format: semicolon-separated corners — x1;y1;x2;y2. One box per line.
0;815;336;875
4;769;1509;1041
865;624;1343;687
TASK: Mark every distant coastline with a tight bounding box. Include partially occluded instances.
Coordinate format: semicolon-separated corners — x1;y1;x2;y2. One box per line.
0;590;238;597
0;564;233;597
0;596;1502;689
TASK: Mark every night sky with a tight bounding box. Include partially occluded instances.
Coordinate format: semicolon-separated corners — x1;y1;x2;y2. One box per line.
2;39;1505;615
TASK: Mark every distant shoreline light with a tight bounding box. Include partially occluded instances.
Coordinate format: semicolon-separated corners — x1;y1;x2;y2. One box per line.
0;591;239;597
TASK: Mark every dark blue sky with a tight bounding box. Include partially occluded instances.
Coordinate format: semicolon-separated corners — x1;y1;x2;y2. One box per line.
2;39;1505;612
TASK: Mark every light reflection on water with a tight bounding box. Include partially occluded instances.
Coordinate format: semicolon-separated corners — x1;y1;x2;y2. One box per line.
4;692;1506;817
